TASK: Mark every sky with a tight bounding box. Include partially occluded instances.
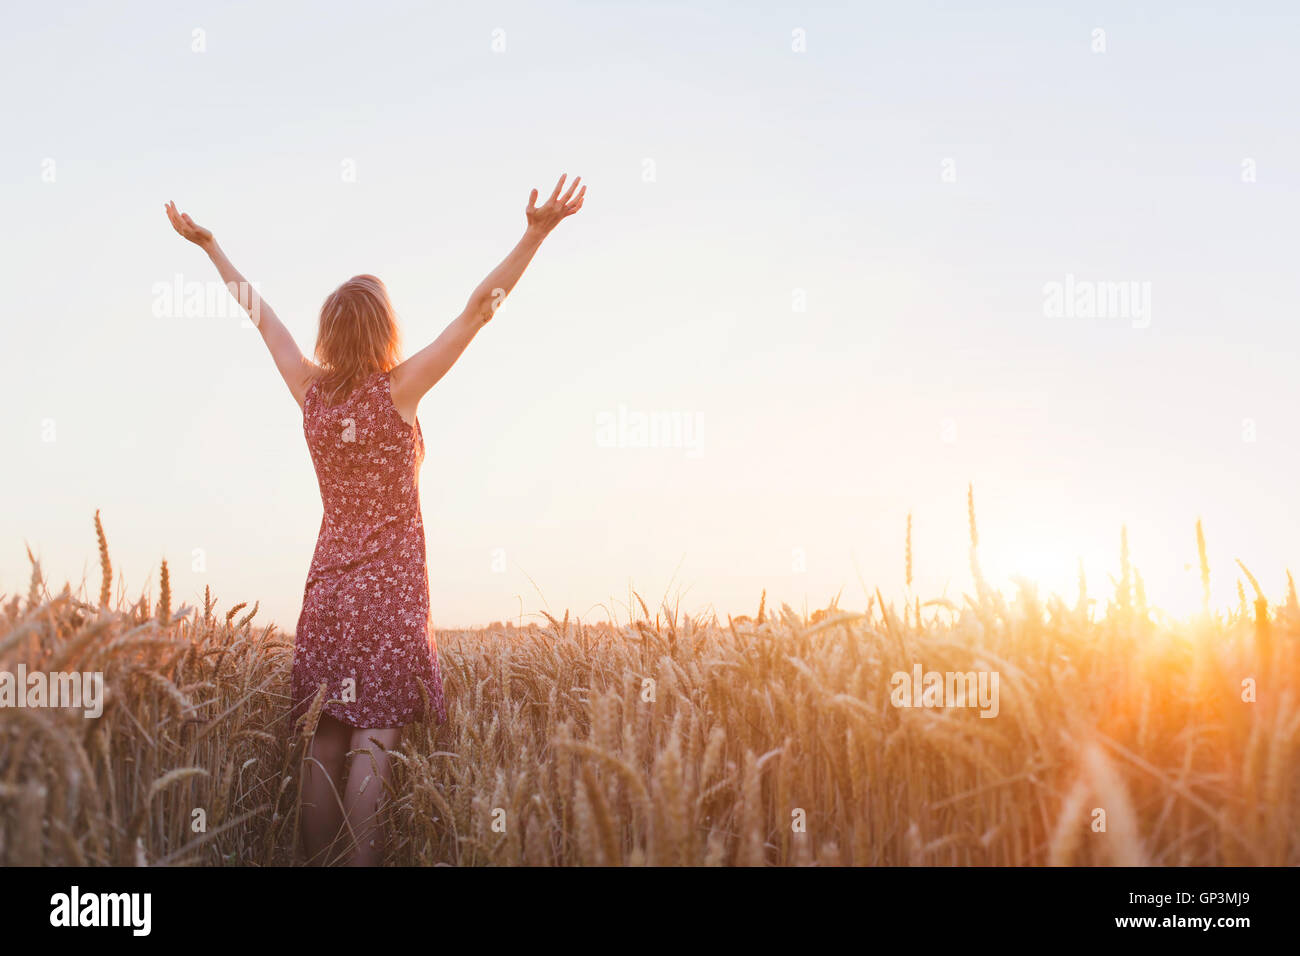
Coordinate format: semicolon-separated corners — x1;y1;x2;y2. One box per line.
2;1;1298;629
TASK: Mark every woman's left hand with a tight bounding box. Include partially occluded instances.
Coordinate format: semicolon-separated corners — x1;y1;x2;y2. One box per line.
165;200;215;249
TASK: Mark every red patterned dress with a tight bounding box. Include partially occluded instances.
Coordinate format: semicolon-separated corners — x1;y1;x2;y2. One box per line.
291;369;447;729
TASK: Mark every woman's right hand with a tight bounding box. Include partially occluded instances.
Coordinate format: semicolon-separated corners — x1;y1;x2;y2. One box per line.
165;200;215;249
525;174;585;236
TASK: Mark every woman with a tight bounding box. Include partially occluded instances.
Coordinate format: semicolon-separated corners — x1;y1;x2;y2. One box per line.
165;174;586;865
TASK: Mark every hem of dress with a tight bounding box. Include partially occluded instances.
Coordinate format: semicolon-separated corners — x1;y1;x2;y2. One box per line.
310;700;446;730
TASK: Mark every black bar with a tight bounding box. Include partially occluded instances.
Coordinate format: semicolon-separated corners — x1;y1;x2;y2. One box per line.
3;865;1280;943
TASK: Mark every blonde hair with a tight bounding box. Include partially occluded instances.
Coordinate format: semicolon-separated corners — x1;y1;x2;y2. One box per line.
312;274;402;406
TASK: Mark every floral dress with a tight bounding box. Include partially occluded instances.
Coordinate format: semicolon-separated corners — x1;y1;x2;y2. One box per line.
291;369;447;729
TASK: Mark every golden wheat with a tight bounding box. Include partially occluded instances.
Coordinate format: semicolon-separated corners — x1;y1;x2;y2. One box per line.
0;514;1296;866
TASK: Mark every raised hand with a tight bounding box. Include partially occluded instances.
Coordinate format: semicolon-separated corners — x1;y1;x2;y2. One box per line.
525;174;585;236
164;200;214;249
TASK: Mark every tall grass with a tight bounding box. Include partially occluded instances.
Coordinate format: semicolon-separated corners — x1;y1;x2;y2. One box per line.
0;510;1296;866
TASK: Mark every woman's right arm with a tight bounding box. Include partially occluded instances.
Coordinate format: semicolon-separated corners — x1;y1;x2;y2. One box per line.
389;174;585;422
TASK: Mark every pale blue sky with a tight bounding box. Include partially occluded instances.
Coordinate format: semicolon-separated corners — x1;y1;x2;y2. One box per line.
3;1;1298;627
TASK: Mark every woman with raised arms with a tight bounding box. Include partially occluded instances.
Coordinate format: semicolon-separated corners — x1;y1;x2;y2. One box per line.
165;174;586;864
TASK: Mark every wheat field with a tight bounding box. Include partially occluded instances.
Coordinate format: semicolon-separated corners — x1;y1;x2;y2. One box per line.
1;504;1297;866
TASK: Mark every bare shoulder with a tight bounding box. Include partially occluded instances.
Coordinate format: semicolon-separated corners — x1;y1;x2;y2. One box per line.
386;365;419;426
293;361;324;411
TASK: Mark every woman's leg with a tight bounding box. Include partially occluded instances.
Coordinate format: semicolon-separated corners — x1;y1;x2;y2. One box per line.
343;726;402;866
301;712;351;865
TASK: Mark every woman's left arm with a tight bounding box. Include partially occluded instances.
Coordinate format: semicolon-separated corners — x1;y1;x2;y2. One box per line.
165;201;319;408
